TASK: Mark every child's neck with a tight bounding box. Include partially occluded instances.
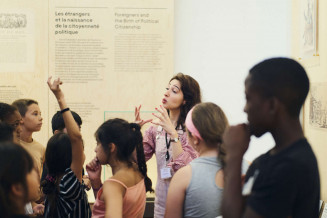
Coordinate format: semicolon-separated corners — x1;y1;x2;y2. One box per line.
199;146;218;157
20;130;33;143
110;161;130;175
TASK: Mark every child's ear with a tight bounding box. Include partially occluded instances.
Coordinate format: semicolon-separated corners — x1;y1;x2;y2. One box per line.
109;143;116;153
54;129;61;135
11;183;24;198
191;132;199;145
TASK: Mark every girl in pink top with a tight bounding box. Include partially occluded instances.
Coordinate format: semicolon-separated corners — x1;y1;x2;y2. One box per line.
135;73;202;218
86;119;153;218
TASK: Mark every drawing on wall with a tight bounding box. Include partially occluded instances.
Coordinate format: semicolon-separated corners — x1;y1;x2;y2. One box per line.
309;83;327;129
0;13;27;28
300;0;317;58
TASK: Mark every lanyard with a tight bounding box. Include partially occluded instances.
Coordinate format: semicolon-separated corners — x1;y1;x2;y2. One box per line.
165;133;171;161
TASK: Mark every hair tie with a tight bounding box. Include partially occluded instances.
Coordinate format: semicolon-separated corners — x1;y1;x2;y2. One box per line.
185;107;203;140
45;175;56;183
130;123;140;131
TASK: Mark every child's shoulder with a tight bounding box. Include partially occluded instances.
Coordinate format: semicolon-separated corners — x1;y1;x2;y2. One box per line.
109;168;143;188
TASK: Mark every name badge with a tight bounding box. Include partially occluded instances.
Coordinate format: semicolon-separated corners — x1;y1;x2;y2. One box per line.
160;167;172;179
242;169;259;196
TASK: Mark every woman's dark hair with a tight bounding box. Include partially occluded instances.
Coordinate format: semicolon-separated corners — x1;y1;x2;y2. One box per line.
0;102;17;122
0;142;34;217
169;73;202;129
95;118;153;192
41;133;72;216
191;102;229;167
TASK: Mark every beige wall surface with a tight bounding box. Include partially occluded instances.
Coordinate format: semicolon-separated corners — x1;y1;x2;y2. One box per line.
0;0;174;201
292;0;327;200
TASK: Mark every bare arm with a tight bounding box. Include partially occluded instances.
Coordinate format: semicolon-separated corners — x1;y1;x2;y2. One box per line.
103;181;125;218
222;124;250;218
165;165;191;218
47;77;84;182
86;157;102;198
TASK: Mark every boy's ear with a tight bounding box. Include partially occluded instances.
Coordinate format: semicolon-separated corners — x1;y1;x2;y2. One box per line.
268;97;280;115
11;183;24;198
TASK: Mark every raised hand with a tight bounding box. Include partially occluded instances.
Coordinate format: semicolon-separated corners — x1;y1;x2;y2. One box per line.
134;104;152;127
151;105;177;137
47;76;64;99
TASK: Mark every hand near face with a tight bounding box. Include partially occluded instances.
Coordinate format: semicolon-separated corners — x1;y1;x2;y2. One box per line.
151;105;177;136
223;123;251;159
134;105;152;127
86;157;102;181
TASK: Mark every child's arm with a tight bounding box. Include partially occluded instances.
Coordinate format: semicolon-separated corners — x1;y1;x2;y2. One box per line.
103;181;125;218
164;165;191;218
86;158;102;198
47;77;84;182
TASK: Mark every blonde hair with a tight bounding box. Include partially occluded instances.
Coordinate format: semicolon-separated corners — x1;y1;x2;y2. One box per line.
191;102;229;165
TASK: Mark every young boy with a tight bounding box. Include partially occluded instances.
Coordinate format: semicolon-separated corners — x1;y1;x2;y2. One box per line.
222;58;320;218
12;99;45;178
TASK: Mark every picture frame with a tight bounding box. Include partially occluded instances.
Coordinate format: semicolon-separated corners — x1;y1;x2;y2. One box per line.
300;0;318;59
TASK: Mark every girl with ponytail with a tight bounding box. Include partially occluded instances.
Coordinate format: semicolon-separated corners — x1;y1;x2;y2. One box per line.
165;102;229;218
86;118;153;218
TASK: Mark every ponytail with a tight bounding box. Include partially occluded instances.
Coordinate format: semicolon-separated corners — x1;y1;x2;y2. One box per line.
41;133;72;217
41;173;59;217
129;123;154;193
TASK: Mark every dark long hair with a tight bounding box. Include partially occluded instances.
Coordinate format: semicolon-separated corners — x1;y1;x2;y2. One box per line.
0;142;34;217
95;118;153;192
169;73;202;129
41;133;72;217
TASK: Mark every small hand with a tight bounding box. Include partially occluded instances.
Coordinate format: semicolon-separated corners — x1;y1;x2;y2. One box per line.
151;105;177;137
47;76;64;99
86;157;102;181
134;105;152;127
83;175;92;191
223;123;251;159
33;203;45;216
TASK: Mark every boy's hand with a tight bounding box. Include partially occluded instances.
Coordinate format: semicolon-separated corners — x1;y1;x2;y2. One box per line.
223;123;251;160
47;76;64;99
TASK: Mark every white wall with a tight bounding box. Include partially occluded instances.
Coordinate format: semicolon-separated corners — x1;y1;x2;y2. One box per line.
174;0;292;161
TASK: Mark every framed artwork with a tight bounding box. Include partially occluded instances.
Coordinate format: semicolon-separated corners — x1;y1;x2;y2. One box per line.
300;0;318;59
308;83;327;129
